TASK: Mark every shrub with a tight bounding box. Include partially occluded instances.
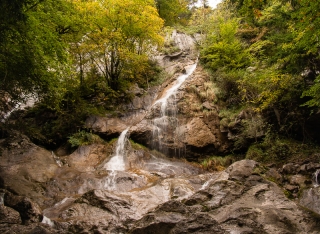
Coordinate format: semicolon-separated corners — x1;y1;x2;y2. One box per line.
200;155;235;171
68;130;103;147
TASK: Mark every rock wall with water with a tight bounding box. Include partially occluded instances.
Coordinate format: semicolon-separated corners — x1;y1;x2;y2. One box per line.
84;30;230;160
1;30;320;233
0;132;319;233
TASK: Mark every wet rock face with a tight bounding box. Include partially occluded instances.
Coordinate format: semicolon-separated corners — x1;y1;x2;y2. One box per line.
85;116;127;138
0;137;319;234
4;192;42;224
130;65;230;160
0;205;21;225
129;160;319;234
300;186;320;215
82;30;228;160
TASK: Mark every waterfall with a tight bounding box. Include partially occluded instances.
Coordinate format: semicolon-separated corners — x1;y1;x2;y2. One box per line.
313;169;320;187
0;192;4;205
152;62;197;156
1;96;36;122
104;128;129;171
51;151;63;167
42;216;55;227
103;128;129;190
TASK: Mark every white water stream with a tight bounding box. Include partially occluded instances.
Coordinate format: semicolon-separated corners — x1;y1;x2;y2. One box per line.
42;216;55;227
1;96;36;122
153;63;197;115
102;128;129;191
104;128;129;171
100;62;197;190
152;62;197;156
313;169;320;187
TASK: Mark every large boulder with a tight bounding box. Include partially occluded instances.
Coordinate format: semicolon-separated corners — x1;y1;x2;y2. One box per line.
68;144;109;172
184;117;216;148
85;116;127;138
129;160;318;234
299;187;320;215
4;192;42;224
129;119;154;147
0;132;58;206
0;205;21;225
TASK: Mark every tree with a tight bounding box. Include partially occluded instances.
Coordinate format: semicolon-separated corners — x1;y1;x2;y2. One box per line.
155;0;193;26
77;0;164;90
0;0;79;114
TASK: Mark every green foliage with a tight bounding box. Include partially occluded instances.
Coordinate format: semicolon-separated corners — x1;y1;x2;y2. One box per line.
0;0;77;113
0;0;165;120
211;69;244;105
129;140;147;150
198;0;320;142
201;17;251;72
75;0;164;91
200;155;236;171
155;0;193;26
246;130;320;164
68;130;103;147
302;75;320;107
219;106;266;150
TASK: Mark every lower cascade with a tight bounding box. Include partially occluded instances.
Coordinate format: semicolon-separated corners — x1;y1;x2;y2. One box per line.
104;128;129;171
313;169;320;187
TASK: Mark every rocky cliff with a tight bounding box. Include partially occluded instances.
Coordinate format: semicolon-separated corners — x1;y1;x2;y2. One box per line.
0;132;319;233
0;30;320;233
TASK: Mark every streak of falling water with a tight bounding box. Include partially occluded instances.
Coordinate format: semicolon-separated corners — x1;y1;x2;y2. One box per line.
154;63;198;115
152;62;197;156
104;128;129;190
104;128;129;171
313;169;320;187
0;192;4;205
42;216;55;227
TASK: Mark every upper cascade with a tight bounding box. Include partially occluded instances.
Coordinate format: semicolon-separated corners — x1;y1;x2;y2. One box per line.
151;62;198;157
153;62;198;114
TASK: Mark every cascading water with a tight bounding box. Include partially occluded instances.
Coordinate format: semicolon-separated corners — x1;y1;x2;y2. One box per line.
1;96;36;122
0;192;4;205
104;128;129;171
152;62;197;156
103;128;129;190
313;169;320;187
42;216;55;227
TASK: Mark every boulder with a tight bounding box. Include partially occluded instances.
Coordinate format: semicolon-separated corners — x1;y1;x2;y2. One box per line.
299;187;320;215
4;192;42;224
130;159;318;233
0;223;59;234
129;201;225;234
300;163;320;174
129;119;154;147
289;174;309;188
202;101;216;110
266;167;282;183
184;118;216;148
68;144;108;172
282;163;299;174
0;132;58;206
0;205;21;224
85;116;127;137
226;159;258;181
